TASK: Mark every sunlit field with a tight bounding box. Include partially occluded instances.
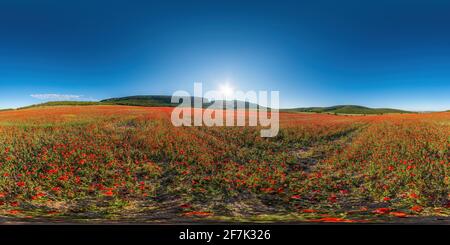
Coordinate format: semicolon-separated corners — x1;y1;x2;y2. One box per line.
0;106;449;223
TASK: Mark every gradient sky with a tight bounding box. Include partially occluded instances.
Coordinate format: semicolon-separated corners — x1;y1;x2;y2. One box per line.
1;0;450;110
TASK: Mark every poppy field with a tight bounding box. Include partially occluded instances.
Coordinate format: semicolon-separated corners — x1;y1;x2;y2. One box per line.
0;105;449;223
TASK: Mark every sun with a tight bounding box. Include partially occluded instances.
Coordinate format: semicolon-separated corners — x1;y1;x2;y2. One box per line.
219;83;234;98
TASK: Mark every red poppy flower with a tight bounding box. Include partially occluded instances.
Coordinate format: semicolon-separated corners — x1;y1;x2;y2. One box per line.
309;217;357;223
183;211;212;217
58;175;69;181
410;205;423;212
328;194;337;203
390;212;407;218
180;204;191;209
16;182;25;187
103;190;114;196
373;208;391;214
409;193;419;199
8;210;21;215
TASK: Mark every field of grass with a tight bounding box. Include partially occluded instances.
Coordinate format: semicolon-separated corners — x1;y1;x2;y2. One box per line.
0;106;448;223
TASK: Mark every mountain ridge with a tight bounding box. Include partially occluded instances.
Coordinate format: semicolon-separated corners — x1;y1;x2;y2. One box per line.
282;105;412;114
9;95;425;114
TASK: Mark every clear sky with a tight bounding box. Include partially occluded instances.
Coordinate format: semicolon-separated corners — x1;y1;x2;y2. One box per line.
1;0;450;110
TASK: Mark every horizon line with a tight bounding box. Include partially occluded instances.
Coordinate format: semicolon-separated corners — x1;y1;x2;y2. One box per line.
0;94;448;112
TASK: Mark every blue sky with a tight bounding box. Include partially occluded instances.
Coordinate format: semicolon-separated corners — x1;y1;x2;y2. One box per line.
1;0;450;110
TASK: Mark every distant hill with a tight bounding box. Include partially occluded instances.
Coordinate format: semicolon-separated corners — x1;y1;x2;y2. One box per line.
18;96;177;109
102;95;263;109
21;95;263;109
20;101;102;109
282;105;412;115
17;96;418;114
101;95;178;107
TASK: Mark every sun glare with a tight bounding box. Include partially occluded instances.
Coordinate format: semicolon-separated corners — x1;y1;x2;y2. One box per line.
219;83;234;98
